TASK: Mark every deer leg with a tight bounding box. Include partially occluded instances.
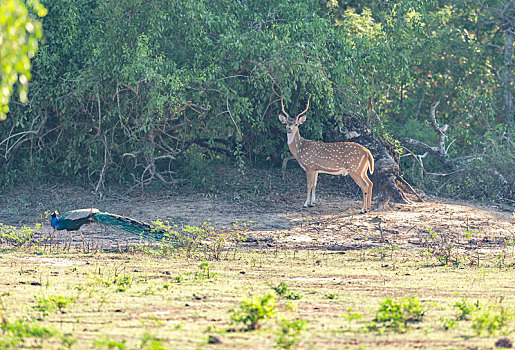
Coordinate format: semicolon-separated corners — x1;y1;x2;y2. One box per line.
350;173;368;214
363;174;373;211
304;170;315;207
282;156;296;180
363;162;374;210
360;184;368;214
358;162;374;212
310;172;319;206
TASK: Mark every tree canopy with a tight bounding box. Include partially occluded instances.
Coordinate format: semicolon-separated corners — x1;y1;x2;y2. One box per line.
0;0;46;120
0;0;513;202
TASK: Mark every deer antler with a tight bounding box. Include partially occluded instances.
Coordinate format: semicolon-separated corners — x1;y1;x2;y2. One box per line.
280;98;290;119
296;98;310;121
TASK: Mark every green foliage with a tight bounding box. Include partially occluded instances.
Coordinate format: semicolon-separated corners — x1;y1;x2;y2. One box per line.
454;298;479;321
139;332;166;350
0;0;514;202
0;0;410;189
93;337;126;349
201;221;248;261
195;261;218;280
276;319;306;349
0;0;46;119
324;292;338;300
0;316;61;349
270;281;302;300
0;223;40;247
368;296;425;333
440;317;457;331
33;295;76;315
151;220;247;260
471;304;513;336
113;275;132;292
174;274;183;283
230;294;277;331
342;307;362;322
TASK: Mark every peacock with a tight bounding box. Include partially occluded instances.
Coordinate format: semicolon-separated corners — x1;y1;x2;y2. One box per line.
50;208;166;249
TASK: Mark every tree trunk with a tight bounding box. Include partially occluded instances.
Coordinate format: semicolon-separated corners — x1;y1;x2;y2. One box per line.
327;114;411;204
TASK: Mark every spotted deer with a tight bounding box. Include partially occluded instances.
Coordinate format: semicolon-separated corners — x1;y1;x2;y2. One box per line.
279;98;374;213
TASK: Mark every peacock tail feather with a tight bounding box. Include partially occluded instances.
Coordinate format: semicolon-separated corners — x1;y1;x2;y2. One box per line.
92;212;165;241
53;208;168;241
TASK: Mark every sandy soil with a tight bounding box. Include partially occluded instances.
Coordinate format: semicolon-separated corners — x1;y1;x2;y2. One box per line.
1;167;513;252
127;194;515;251
15;191;513;253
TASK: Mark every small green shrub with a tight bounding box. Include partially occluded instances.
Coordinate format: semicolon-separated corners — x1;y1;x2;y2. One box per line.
202;220;248;261
149;220;206;258
471;305;513;336
174;274;183;283
276;319;306;349
151;220;247;260
195;261;218;280
454;298;479;321
93;337;127;349
270;281;302;300
342;307;362;323
140;332;166;350
114;275;132;292
0;317;61;349
440;317;457;331
230;294;276;331
33;295;76;315
368;296;425;333
0;223;41;247
324;292;338;300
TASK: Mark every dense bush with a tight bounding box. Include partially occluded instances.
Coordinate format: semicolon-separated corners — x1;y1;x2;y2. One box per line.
1;0;514;201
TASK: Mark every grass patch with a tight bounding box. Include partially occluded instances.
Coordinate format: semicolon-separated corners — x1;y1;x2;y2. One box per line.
0;248;514;349
368;296;425;333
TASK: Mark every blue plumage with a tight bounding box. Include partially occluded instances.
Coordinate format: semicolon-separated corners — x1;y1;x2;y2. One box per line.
50;208;166;244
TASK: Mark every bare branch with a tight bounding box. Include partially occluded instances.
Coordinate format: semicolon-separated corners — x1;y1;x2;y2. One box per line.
397;176;425;202
226;96;243;140
402;137;447;164
404;100;453;167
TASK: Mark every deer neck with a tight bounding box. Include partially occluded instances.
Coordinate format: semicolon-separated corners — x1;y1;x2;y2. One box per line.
287;131;303;158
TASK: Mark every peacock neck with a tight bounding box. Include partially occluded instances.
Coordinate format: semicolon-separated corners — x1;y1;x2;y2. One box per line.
51;216;59;229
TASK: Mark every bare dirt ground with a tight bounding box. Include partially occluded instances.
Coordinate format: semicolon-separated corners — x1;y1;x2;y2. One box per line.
1;166;513;252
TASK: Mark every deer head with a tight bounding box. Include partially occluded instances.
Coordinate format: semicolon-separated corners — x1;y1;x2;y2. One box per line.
278;98;310;142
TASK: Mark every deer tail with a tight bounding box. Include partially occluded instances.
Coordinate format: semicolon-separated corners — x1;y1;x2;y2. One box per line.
367;150;374;175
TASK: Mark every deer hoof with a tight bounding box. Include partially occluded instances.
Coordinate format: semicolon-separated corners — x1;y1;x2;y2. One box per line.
359;209;366;214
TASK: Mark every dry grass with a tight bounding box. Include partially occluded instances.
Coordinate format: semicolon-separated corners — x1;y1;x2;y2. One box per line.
0;246;514;349
1;175;514;349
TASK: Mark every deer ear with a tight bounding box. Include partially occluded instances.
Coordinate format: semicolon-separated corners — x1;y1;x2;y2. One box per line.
278;114;287;124
298;115;307;125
